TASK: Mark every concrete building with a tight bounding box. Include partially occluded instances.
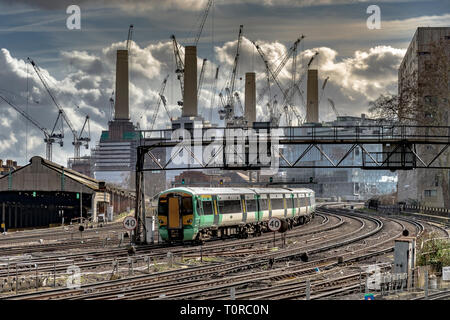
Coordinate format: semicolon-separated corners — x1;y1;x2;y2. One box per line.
0;156;134;231
397;27;450;208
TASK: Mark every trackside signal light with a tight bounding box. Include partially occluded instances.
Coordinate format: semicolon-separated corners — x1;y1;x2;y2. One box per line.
181;178;185;185
33;191;36;197
309;177;314;183
219;179;223;185
269;177;273;183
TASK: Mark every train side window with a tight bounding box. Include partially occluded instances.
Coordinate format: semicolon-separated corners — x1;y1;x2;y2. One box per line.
219;200;242;214
287;197;294;209
202;200;214;215
247;199;257;212
299;196;307;207
260;198;268;211
272;198;284;210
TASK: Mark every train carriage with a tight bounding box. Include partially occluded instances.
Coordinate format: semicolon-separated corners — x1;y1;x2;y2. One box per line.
157;187;315;243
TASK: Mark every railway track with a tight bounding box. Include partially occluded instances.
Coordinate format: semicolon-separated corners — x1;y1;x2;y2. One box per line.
2;204;443;300
4;207;393;300
0;212;336;279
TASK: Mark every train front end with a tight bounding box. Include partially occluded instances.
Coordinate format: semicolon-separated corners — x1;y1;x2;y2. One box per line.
157;188;198;242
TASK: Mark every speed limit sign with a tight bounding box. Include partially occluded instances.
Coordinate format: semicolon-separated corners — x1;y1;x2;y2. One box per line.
123;216;137;231
268;217;281;232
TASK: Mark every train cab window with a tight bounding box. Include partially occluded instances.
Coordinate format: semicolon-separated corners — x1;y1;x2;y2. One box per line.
181;197;193;215
202;200;214;215
219;200;242;214
158;198;168;216
246;199;257;212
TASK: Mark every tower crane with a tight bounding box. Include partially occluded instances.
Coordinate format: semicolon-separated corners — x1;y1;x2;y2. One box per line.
219;25;243;124
171;35;185;106
257;35;305;104
197;58;207;99
28;58;90;159
327;98;340;118
253;40;303;125
147;75;170;131
226;25;243;107
0;93;64;161
234;92;244;116
126;24;134;51
285;51;320;119
193;0;213;46
209;66;219;122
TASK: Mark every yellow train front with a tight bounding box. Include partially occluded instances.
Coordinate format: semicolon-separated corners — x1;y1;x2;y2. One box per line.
157;187;315;243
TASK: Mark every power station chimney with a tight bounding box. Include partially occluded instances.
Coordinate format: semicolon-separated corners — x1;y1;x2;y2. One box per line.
182;46;198;117
114;50;129;120
306;69;319;123
245;72;256;126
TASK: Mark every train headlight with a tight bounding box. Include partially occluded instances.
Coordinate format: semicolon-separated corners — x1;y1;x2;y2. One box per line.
159;220;164;224
187;219;193;224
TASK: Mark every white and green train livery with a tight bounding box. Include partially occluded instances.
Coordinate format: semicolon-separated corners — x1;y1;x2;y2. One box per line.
157;187;316;242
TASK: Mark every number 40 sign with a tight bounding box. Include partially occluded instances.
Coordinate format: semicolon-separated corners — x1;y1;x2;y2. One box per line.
123;216;137;231
268;217;281;232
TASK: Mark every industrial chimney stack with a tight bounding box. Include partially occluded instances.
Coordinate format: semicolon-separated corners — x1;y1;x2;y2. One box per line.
182;46;198;117
114;50;130;120
244;72;256;126
306;69;319;123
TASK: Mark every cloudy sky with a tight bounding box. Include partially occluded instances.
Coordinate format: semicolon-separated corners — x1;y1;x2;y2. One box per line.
0;0;448;166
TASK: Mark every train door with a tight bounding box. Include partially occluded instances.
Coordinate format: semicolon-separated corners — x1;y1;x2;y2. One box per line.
168;196;181;229
212;195;220;225
241;195;247;223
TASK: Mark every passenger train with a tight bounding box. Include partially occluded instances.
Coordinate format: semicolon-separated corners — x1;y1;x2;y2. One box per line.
157;187;316;243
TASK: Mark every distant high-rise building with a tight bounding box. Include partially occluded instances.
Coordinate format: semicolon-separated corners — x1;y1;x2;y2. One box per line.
397;27;450;208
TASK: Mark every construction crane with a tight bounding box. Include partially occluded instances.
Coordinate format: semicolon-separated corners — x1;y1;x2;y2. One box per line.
197;58;207;99
257;35;305;104
226;25;243;107
147;75;170;131
28;58;90;159
126;24;134;51
74;104;91;151
171;35;185;106
0;93;64;161
284;51;320;119
209;66;219;122
253;40;303;125
234;92;244;116
193;0;213;46
328;98;340;118
219;25;243;124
